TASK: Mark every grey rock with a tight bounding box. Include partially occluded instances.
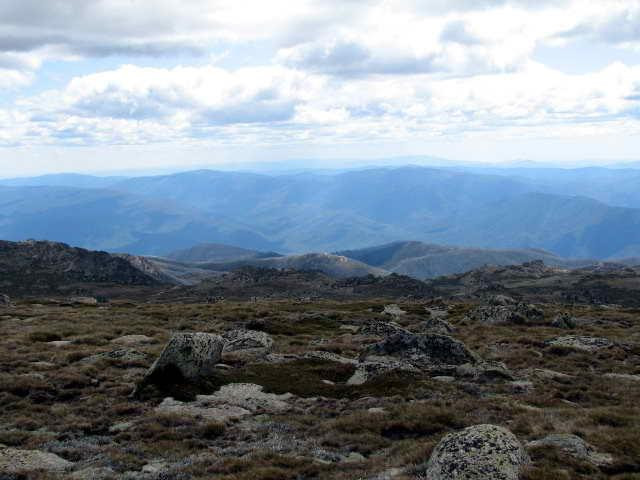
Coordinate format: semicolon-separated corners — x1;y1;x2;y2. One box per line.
426;424;529;480
81;348;148;365
222;329;273;352
527;433;612;465
488;295;516;306
68;296;98;305
135;332;224;394
360;321;410;337
361;332;478;369
347;358;418;385
419;317;455;335
111;334;155;346
303;350;357;365
455;361;514;382
383;304;406;316
0;294;10;306
467;303;543;325
551;313;577;329
71;466;117;479
546;335;613;352
603;372;640;382
155;383;292;421
0;446;74;473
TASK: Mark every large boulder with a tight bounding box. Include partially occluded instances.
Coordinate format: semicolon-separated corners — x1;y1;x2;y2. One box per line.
425;424;529;480
361;332;478;368
134;332;224;394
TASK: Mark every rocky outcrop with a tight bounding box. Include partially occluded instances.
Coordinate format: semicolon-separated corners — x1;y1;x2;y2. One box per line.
0;446;73;474
466;303;543;325
155;383;292;421
488;294;516;306
546;335;613;352
361;332;478;368
134;332;224;394
425;424;529;480
527;433;612;465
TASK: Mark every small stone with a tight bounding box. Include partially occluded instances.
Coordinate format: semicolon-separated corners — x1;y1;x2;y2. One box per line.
109;421;134;433
48;340;72;348
433;375;455;383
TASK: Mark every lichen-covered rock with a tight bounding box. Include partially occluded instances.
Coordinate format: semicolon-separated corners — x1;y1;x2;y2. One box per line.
155;383;292;421
466;303;543;325
359;321;409;337
222;329;273;352
303;350;357;364
527;433;612;465
425;424;529;480
0;446;74;473
347;358;418;385
551;313;577;329
546;335;613;352
135;332;224;394
361;332;478;368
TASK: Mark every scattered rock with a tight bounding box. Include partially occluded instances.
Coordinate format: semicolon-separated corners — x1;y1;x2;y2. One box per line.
383;304;406;316
0;446;74;473
359;321;409;337
488;294;516;306
303;350;357;365
135;332;224;394
80;348;148;365
68;296;98;305
525;368;574;381
222;329;273;359
109;421;134;433
419;317;455;334
546;335;613;352
70;466;116;479
156;383;292;421
347;358;418;385
466;303;543;325
527;433;613;465
455;361;514;382
425;424;529;480
603;372;640;382
361;332;478;369
551;313;577;329
111;334;155;346
47;340;72;348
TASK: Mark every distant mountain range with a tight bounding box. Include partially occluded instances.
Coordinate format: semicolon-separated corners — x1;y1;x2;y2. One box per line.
2;166;640;258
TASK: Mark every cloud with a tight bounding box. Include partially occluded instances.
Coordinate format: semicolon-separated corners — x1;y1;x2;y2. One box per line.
558;2;640;47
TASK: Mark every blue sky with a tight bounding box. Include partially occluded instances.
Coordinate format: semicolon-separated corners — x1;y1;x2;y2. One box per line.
1;0;640;176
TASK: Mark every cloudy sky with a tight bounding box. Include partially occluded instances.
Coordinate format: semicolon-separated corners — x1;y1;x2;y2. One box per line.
1;0;640;175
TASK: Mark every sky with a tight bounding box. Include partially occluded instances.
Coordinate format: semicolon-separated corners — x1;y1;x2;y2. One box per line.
1;0;640;176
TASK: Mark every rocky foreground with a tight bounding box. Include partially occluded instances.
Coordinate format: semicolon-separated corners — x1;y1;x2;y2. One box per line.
0;289;639;480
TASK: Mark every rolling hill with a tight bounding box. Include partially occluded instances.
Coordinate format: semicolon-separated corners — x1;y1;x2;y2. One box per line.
2;166;640;258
